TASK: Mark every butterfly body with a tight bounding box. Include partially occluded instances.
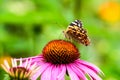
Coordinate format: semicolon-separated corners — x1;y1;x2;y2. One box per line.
63;20;90;46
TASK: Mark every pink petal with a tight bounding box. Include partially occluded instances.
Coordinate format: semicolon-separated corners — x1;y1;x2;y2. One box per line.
51;65;60;80
76;62;102;80
31;62;51;80
15;55;43;61
41;64;53;80
67;64;80;80
57;65;66;80
31;58;44;64
70;63;87;80
77;60;103;74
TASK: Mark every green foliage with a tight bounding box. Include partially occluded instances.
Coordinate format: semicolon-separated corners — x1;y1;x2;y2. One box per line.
0;69;10;80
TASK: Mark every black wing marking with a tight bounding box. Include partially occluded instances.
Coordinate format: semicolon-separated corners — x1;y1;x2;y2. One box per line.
69;20;82;27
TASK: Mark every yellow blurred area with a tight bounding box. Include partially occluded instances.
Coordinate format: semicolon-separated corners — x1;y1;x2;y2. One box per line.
99;2;120;23
0;56;12;68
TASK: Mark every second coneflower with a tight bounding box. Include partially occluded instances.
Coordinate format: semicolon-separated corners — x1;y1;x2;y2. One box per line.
1;58;40;80
24;40;103;80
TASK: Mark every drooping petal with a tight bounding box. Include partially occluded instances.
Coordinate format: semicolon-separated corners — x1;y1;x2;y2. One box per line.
12;59;17;67
29;62;37;70
41;64;53;80
76;62;102;80
51;65;59;80
19;58;22;67
70;63;87;80
30;56;45;66
57;64;66;80
4;60;10;70
1;64;9;73
31;62;51;80
29;66;40;77
15;55;43;61
77;60;103;74
67;64;79;80
26;59;32;69
24;59;28;68
31;57;44;63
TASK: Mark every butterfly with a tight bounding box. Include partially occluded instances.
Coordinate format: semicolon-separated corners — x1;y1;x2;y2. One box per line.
63;20;90;46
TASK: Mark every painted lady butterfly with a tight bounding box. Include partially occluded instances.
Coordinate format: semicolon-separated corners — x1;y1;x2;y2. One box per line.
63;20;90;46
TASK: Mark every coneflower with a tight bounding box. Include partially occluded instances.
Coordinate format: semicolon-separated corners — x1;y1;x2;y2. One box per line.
1;58;40;80
24;40;104;80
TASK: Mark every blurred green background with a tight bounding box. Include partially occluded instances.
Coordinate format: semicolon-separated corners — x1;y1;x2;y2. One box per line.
0;0;120;80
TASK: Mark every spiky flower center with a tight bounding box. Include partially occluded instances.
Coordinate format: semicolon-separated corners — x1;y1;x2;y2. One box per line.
9;67;29;80
42;40;80;64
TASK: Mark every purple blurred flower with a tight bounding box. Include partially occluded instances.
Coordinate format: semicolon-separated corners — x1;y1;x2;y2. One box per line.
25;40;104;80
